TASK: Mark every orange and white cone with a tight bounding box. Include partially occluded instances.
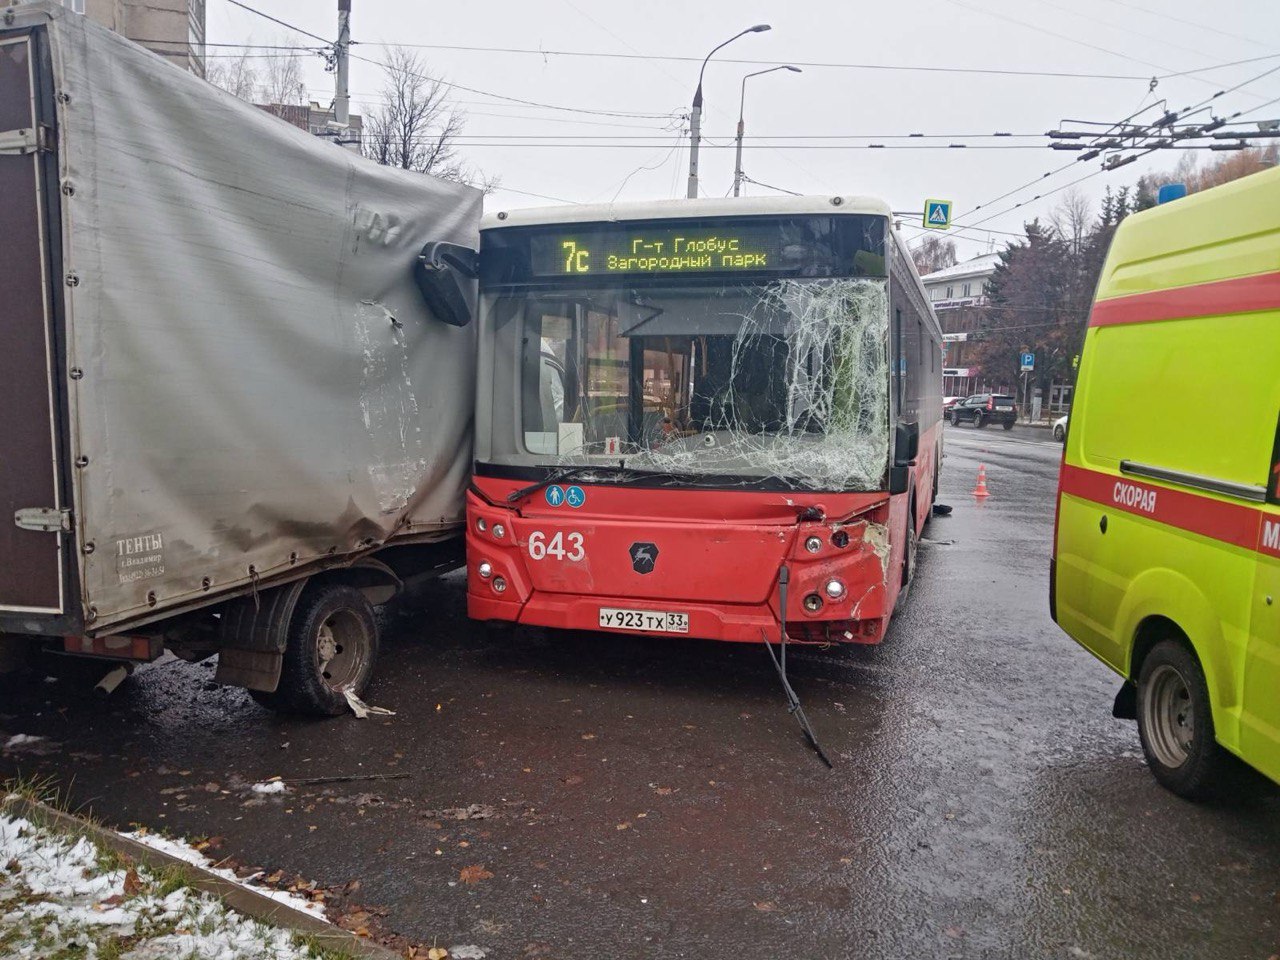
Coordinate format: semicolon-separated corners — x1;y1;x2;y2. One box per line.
972;463;991;499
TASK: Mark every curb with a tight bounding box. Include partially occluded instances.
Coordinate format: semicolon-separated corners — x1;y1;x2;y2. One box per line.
2;795;402;960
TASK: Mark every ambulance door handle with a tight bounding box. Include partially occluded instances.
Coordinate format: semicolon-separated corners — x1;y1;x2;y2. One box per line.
1099;515;1108;534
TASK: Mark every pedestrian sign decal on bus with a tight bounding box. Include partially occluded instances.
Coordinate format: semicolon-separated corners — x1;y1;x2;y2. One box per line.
923;199;952;230
545;485;565;507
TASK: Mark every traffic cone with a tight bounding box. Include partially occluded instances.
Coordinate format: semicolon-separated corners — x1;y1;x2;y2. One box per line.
972;463;991;499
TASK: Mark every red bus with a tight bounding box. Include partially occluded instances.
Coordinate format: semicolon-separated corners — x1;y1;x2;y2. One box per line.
467;196;942;648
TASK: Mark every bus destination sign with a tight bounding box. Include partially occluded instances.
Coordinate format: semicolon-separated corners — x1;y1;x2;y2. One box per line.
530;226;786;277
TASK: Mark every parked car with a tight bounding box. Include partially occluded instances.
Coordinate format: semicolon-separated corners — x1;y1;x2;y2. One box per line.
947;394;1017;430
942;396;963;414
1053;414;1069;442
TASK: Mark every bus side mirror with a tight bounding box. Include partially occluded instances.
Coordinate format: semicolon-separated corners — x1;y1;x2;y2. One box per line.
894;420;920;466
414;241;479;327
889;420;919;494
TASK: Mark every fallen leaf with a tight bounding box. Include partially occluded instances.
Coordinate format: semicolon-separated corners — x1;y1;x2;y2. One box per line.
123;867;143;896
428;948;448;960
100;894;125;907
580;733;596;740
655;787;673;796
753;901;776;912
944;926;966;939
4;858;19;874
616;822;630;831
459;864;493;885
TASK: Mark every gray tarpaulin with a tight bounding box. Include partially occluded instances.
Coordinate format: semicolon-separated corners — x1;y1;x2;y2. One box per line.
20;4;481;630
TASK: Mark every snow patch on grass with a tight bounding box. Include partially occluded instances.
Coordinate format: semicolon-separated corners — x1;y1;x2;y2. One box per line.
0;812;332;959
120;829;329;921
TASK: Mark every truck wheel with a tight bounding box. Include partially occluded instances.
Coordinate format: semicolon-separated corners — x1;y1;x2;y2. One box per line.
273;584;379;716
973;412;985;428
1136;639;1230;798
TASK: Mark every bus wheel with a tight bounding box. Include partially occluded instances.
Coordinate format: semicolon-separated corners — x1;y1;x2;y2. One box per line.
973;412;985;428
1136;639;1230;798
894;499;918;616
274;583;379;716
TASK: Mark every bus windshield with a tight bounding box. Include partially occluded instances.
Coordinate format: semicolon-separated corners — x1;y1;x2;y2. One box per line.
479;212;895;491
500;276;890;490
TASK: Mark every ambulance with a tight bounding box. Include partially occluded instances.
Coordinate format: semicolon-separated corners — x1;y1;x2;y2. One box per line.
1052;165;1280;798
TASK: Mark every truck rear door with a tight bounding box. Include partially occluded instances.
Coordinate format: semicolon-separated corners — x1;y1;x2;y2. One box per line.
0;31;65;616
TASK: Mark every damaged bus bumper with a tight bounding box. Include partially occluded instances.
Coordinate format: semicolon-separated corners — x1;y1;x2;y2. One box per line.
465;483;904;645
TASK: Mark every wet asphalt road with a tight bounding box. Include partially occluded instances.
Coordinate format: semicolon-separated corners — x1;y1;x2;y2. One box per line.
4;422;1280;959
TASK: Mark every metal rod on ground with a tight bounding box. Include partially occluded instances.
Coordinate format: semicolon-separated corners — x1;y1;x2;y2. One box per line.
281;772;411;786
762;565;833;768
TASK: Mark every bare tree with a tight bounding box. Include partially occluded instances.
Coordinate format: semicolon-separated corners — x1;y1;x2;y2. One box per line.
206;38;305;107
362;46;498;191
259;48;307;108
206;48;259;101
911;235;957;276
1051;187;1091;257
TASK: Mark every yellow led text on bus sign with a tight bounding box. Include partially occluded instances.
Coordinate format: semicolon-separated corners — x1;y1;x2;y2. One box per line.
559;234;770;274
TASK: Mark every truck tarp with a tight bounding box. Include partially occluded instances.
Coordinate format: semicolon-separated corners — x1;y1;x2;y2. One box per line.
9;4;480;631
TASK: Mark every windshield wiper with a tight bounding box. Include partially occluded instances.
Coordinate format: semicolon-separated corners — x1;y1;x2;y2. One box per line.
505;467;594;504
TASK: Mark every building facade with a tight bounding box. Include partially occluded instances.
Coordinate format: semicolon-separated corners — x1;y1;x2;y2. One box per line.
920;252;1000;398
257;102;363;151
70;0;205;76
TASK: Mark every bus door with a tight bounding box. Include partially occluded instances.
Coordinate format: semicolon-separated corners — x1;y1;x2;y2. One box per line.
1242;411;1280;779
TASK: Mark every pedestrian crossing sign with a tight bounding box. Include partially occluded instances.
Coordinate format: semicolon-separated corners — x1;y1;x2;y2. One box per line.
923;199;952;230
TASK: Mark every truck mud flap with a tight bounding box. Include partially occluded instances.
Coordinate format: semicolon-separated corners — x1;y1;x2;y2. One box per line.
213;579;308;692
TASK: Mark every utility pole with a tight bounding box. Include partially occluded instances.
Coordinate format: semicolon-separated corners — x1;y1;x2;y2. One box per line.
686;24;770;200
733;65;800;197
334;0;351;129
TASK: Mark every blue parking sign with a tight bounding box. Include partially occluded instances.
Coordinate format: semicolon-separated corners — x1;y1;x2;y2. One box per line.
1020;352;1035;371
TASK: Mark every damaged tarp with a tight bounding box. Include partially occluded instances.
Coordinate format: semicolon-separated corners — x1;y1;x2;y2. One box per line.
15;4;480;629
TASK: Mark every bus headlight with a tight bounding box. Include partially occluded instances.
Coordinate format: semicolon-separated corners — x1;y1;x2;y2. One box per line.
492;576;508;594
804;536;822;553
803;593;823;613
476;518;487;533
492;523;506;539
477;561;492;580
824;579;846;600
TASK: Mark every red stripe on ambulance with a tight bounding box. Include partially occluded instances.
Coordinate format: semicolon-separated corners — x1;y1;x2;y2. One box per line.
1060;464;1271;557
1088;270;1280;328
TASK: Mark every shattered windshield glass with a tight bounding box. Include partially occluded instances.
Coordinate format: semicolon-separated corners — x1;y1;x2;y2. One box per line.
512;277;889;490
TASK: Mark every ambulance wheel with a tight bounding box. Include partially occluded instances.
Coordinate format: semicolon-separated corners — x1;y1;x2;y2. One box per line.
1136;639;1230;799
271;584;379;716
973;412;985;428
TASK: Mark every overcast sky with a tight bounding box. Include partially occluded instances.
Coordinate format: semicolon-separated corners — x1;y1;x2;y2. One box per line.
208;0;1280;255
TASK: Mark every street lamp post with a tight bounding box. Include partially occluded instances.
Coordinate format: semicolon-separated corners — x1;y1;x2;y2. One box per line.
686;24;771;200
733;65;801;197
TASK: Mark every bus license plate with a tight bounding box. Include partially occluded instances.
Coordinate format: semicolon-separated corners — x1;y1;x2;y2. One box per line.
599;607;689;633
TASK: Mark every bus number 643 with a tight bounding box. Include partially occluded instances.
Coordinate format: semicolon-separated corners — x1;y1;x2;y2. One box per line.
527;531;585;561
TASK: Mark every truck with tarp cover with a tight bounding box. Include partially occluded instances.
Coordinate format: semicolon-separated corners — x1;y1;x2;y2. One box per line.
0;2;482;712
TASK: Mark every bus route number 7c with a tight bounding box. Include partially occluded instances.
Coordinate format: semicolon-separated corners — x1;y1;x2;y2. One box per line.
562;240;590;274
